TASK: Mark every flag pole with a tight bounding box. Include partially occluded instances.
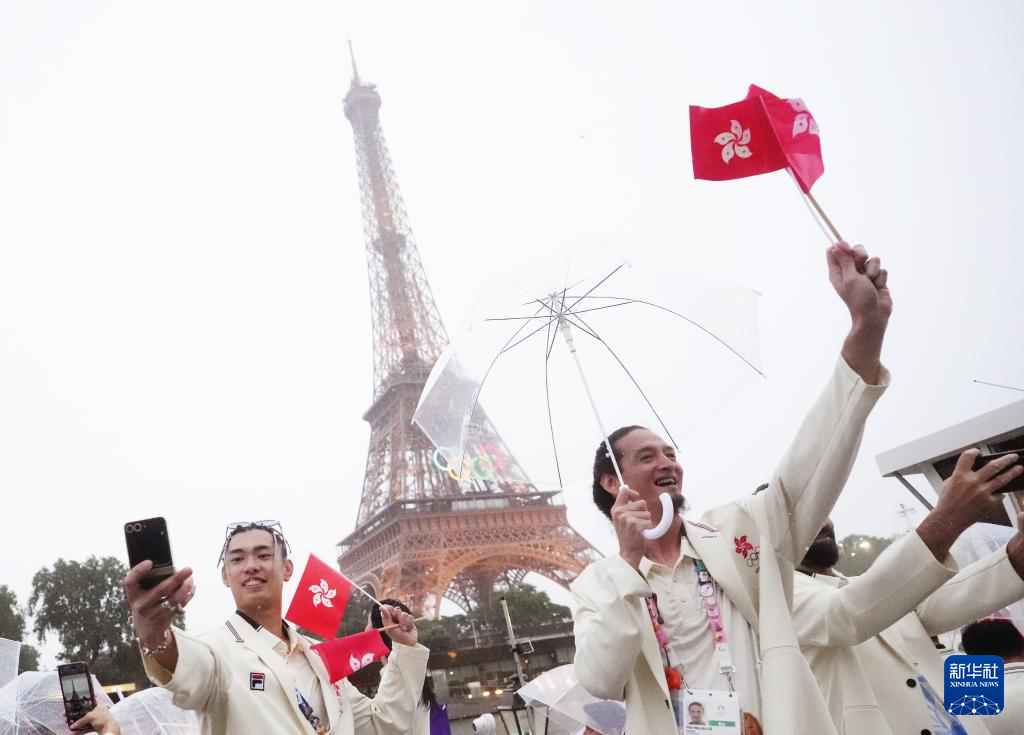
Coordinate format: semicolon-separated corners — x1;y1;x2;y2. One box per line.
786;167;844;243
377;616;428;634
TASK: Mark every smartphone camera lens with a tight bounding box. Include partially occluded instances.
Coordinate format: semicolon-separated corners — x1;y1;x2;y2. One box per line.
133;523;143;532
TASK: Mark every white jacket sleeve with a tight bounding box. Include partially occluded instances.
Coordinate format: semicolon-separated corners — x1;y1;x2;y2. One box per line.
792;531;956;647
348;642;430;735
571;555;651;701
142;628;230;712
917;546;1024;636
748;356;889;562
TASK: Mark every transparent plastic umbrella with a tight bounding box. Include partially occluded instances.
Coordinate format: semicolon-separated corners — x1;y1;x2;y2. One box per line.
0;671;112;735
414;241;762;538
0;640;18;690
110;687;200;735
951;522;1024;634
517;664;626;735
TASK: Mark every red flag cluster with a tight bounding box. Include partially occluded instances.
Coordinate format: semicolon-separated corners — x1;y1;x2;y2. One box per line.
690;85;824;193
286;554;390;682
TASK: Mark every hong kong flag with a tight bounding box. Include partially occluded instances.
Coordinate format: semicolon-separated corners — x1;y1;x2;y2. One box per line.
746;84;824;193
312;629;390;683
690;96;788;183
285;554;353;639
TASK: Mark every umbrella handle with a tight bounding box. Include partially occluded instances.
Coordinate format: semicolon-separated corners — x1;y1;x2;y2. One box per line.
642;493;675;540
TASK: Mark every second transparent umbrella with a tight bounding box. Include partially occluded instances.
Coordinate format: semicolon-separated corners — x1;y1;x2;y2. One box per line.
413;242;763;536
517;664;626;735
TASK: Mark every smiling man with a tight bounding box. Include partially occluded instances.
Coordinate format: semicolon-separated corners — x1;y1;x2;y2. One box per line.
571;242;892;734
124;521;428;735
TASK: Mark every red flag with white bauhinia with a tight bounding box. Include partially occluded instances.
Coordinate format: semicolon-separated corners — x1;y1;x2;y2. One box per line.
311;629;391;683
689;95;788;183
285;554;353;639
746;84;824;193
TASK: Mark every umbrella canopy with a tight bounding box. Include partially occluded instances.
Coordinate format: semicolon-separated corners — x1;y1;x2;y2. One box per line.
0;640;18;690
110;687;199;735
517;664;626;735
951;523;1024;634
414;241;763;517
0;671;112;735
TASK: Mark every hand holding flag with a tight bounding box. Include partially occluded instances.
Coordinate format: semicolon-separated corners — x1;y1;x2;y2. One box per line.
311;606;420;683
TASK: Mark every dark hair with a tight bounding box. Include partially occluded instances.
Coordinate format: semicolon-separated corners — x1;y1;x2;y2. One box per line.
591;426;646;520
370;598;437;709
219;522;290;566
962;618;1024;659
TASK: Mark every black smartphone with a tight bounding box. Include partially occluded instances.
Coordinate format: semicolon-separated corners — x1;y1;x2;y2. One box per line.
124;516;175;589
57;662;96;725
973;450;1024;494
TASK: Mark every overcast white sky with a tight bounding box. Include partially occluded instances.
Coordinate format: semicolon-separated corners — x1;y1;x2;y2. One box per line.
2;1;1022;667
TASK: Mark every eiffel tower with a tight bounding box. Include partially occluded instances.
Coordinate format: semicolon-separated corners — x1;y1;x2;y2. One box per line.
336;47;600;616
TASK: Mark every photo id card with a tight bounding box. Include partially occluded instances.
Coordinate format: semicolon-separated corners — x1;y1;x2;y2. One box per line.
681;689;741;734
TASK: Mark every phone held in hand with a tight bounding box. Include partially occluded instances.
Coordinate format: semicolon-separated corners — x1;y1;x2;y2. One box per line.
972;450;1024;494
124;516;175;589
57;661;96;725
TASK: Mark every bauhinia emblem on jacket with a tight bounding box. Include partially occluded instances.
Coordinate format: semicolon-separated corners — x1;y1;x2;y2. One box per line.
734;535;761;571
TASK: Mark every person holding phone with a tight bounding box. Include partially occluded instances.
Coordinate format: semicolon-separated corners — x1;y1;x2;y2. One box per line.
571;242;891;734
69;702;122;735
124;520;428;735
791;452;1024;735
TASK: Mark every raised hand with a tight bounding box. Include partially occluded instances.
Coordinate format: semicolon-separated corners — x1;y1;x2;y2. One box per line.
123;561;194;667
380;604;418;647
828;241;891;384
611;485;651;570
917;449;1022;561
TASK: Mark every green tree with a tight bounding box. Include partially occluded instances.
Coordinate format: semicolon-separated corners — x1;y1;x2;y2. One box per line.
0;584;40;673
29;556;183;685
482;583;571;628
834;533;896;577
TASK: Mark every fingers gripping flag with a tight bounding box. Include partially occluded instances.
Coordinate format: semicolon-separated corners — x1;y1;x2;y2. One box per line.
285;554;353;639
690;85;825;192
312;630;391;683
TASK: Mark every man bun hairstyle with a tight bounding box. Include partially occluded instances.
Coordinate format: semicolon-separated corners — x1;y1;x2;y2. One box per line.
592;425;645;520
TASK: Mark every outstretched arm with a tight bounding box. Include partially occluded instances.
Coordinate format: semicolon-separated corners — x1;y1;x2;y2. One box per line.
748;243;892;561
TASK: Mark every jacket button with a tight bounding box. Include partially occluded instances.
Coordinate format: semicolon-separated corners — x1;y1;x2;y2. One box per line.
905;678;917;688
921;730;931;735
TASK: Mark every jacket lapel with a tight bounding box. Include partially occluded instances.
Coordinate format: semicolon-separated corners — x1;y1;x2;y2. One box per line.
297;634;341;731
227;614;313;732
685;518;760;628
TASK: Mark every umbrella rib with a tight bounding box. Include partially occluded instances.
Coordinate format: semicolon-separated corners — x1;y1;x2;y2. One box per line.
565;263;626;313
577;296;766;378
454;301;552;482
571;310;680;449
560;312;601;341
543;312;564;488
500;312;561;354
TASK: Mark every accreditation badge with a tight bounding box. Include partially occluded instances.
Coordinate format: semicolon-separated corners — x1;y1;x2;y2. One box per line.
681;689;741;734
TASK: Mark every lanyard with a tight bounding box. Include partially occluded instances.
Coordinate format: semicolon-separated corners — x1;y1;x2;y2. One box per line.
644;558;736;692
294;687;328;735
695;559;735;688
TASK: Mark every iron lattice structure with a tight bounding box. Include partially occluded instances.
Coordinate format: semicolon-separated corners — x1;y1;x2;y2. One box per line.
337;52;600;616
